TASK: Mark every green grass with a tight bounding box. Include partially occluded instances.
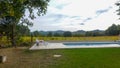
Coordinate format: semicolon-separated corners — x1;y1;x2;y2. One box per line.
1;48;120;68
50;48;120;68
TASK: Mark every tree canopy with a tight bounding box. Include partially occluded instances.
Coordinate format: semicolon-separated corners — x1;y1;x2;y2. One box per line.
0;0;50;46
116;1;120;17
105;24;120;35
0;0;50;24
63;31;72;37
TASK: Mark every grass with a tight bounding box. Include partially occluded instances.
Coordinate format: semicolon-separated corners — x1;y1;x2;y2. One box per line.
0;36;118;46
52;48;120;68
21;36;119;42
1;47;120;68
0;36;120;68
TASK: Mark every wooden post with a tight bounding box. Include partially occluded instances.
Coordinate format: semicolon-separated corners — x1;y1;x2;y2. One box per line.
31;33;33;44
0;56;7;63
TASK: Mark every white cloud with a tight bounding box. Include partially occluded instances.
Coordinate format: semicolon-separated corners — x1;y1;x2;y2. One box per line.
29;0;119;31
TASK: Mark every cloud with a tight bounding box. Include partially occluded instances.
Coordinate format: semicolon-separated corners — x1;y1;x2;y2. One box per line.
70;16;81;20
80;23;85;25
80;7;113;24
83;17;92;22
96;6;112;15
56;3;70;9
29;0;119;31
52;14;69;22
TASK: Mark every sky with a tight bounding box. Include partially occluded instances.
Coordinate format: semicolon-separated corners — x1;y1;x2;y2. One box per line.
29;0;120;32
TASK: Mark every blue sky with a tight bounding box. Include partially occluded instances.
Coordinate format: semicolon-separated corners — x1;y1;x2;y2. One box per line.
29;0;120;31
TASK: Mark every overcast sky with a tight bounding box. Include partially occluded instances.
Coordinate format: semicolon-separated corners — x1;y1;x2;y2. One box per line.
29;0;120;32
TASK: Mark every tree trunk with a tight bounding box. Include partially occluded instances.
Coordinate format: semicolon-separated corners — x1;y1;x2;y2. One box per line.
31;33;33;44
11;22;16;47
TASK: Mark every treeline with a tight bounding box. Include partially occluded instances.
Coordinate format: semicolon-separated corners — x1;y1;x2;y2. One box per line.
31;24;120;37
1;24;119;37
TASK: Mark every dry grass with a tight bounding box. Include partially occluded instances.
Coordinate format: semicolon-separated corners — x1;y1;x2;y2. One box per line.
21;36;119;42
0;47;61;68
0;36;119;45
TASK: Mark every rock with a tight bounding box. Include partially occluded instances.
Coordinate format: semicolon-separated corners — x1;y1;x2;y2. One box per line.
0;45;4;48
53;55;61;57
0;56;7;63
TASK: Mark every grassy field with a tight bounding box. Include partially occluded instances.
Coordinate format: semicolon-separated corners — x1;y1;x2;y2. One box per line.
0;36;119;45
21;36;119;42
1;48;120;68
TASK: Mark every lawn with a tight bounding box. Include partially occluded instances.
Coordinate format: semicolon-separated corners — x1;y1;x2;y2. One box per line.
1;47;120;68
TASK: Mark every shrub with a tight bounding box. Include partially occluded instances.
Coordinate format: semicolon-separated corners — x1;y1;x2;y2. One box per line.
19;42;31;47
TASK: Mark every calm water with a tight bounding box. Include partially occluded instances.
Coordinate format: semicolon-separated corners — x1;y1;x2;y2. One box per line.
63;42;120;46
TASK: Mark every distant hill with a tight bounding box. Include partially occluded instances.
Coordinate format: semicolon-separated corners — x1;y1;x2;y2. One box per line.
38;29;105;36
31;24;120;36
73;30;86;35
92;29;104;32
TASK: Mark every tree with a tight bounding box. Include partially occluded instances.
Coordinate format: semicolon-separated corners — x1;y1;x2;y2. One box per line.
105;24;118;35
47;32;53;37
53;33;61;37
117;25;120;33
116;1;120;19
116;0;120;34
0;0;50;47
0;21;12;43
63;31;72;37
16;24;30;36
32;31;40;37
85;31;93;36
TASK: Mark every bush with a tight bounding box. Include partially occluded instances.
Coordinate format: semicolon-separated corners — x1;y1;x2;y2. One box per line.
0;44;12;48
19;42;31;47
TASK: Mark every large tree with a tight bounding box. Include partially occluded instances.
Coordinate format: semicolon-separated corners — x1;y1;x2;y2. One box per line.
105;24;120;35
0;0;50;47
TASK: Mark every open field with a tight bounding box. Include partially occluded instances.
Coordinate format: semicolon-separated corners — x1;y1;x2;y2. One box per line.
1;47;120;68
0;36;119;45
22;36;119;42
0;36;119;47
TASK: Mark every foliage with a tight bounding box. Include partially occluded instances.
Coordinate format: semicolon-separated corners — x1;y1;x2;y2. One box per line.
63;31;72;37
0;0;50;20
19;42;31;47
47;32;53;37
0;0;50;46
32;30;41;37
105;24;120;35
16;24;30;36
53;33;61;37
85;31;105;36
116;1;120;18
